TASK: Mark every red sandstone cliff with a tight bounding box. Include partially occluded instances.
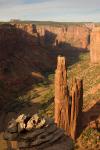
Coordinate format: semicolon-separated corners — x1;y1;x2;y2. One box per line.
0;23;91;90
90;27;100;63
36;25;90;49
0;23;98;115
13;23;39;45
11;23;90;49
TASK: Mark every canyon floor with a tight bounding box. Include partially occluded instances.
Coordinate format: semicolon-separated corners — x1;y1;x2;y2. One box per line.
0;52;100;150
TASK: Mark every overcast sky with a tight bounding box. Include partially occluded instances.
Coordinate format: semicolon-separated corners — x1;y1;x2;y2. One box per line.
0;0;100;22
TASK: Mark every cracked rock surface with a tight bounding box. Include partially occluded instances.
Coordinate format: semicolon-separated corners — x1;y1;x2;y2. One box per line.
4;114;73;150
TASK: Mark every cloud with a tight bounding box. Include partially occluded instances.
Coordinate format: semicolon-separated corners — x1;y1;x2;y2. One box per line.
0;0;21;7
0;0;99;21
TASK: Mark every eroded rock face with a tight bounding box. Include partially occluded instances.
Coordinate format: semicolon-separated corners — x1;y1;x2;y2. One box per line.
90;27;100;63
0;23;90;85
11;24;90;49
13;23;39;45
4;114;73;150
0;23;54;108
0;23;90;109
36;25;90;49
0;24;52;82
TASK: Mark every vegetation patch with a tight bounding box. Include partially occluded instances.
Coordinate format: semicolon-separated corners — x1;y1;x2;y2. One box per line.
78;127;100;149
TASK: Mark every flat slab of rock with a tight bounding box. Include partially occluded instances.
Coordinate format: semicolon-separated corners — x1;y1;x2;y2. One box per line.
4;113;74;150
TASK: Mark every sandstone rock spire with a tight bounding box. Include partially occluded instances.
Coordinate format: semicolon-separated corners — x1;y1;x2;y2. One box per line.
54;56;70;135
54;56;83;140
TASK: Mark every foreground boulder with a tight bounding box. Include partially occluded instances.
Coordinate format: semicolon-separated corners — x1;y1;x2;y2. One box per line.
4;114;74;150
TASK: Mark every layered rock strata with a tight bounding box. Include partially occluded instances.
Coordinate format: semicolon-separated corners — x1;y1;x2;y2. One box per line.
36;25;90;49
10;24;90;49
90;27;100;63
4;114;67;150
0;23;91;84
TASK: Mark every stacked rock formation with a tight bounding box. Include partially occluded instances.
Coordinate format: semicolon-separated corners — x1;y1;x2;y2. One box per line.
4;114;65;149
90;27;100;63
54;56;70;136
54;56;83;140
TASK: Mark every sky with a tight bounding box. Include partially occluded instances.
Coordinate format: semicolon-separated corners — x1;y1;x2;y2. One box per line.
0;0;100;22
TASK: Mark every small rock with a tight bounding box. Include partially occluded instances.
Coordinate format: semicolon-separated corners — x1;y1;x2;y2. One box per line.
26;114;46;131
16;114;27;123
36;118;46;129
33;114;39;124
7;119;18;133
18;122;26;133
16;114;30;133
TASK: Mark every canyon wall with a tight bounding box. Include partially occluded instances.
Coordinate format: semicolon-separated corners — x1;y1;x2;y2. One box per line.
13;23;39;45
0;24;52;85
0;23;92;91
90;27;100;63
0;23;97;108
0;23;92;83
0;23;94;85
36;25;90;49
13;23;90;50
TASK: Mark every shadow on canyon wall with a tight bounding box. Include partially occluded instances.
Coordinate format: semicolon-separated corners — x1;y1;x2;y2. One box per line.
0;24;97;148
0;23;89;122
0;23;89;94
37;29;89;69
